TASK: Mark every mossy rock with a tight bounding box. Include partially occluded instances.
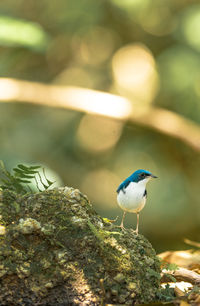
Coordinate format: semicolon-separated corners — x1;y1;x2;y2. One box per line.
0;187;161;305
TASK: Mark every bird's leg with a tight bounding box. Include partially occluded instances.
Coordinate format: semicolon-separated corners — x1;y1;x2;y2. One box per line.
135;213;139;235
131;213;139;235
119;211;126;230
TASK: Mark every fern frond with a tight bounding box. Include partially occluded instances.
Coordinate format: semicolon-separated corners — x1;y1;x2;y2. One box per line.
0;161;55;194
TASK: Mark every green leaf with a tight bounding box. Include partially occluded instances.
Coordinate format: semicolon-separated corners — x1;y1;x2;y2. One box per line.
13;168;35;178
167;274;177;283
0;160;5;170
17;165;38;174
17;164;31;171
42;183;49;190
42;168;54;188
17;179;31;184
29;165;41;170
164;263;179;271
37;171;49;190
0;16;50;52
46;180;54;187
0;161;55;194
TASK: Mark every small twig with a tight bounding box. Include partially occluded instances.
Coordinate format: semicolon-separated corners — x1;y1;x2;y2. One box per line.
99;278;106;306
184;239;200;249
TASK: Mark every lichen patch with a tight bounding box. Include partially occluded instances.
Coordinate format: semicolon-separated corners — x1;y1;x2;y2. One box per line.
0;187;161;305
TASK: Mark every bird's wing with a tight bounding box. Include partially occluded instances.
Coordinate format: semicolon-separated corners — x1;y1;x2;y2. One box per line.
116;178;131;193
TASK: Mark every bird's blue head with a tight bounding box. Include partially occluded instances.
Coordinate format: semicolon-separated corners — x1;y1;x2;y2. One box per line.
116;169;157;193
130;169;157;183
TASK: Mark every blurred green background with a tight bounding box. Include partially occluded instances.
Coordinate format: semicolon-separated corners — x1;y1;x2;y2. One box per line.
0;0;200;252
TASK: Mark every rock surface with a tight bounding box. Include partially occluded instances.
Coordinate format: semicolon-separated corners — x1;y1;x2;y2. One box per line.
0;187;161;305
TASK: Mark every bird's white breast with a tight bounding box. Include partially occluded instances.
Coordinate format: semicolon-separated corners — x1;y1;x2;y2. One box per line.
117;181;146;213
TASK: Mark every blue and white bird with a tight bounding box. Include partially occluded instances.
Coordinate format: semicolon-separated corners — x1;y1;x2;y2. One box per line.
116;169;157;234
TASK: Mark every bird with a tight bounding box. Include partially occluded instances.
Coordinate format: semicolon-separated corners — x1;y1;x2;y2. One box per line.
116;169;157;234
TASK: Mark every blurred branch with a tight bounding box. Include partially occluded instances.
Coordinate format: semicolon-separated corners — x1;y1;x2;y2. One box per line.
159;250;200;270
0;78;200;151
184;239;200;249
161;267;200;285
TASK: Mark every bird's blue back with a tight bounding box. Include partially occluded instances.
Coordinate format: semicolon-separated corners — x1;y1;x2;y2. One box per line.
116;169;152;193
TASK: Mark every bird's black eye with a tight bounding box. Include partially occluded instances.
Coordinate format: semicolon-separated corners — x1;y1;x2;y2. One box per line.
141;173;145;178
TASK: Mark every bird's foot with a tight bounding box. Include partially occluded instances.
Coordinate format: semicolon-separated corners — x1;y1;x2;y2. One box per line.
131;229;138;236
116;223;126;231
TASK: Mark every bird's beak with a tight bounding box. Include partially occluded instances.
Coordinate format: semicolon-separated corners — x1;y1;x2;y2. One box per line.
151;174;158;178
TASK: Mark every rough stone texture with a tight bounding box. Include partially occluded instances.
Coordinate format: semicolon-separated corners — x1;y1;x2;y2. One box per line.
0;187;161;305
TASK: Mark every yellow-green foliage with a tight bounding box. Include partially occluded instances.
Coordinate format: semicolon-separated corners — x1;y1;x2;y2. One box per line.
0;187;161;305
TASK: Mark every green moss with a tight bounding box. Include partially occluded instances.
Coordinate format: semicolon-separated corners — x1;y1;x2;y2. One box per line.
0;187;161;305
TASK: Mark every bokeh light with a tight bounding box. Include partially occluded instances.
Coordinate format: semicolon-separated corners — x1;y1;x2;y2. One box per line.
176;5;200;52
76;114;123;153
158;45;200;122
110;0;175;36
159;46;200;93
81;169;120;210
112;44;159;108
111;0;148;10
54;66;96;88
75;26;117;66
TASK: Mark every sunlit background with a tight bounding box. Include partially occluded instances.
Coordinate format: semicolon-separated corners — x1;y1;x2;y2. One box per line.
0;0;200;252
